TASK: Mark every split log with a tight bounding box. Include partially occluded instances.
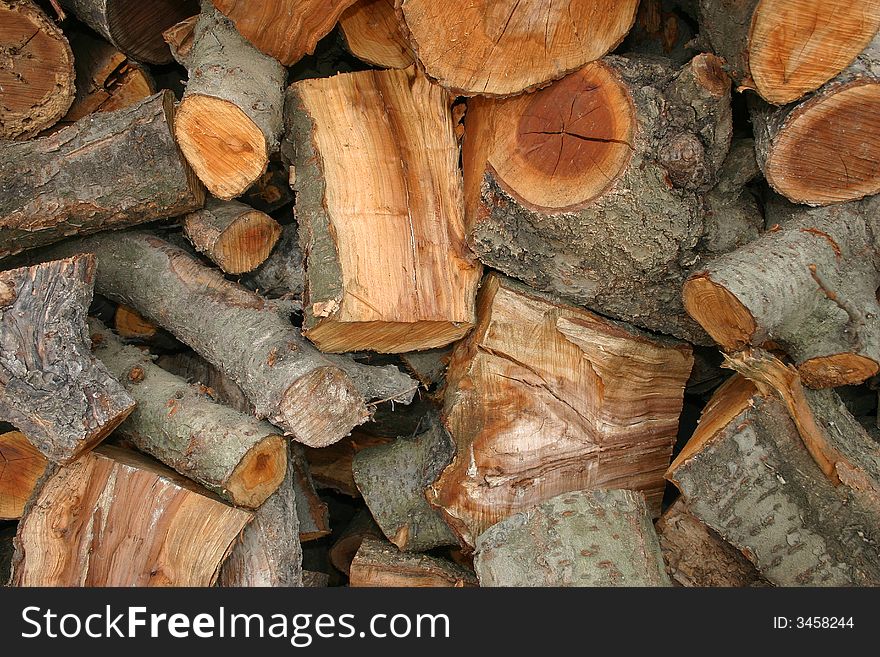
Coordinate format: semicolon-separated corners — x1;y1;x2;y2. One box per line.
211;0;358;66
667;373;880;586
56;30;154;128
349;537;478;587
162;14;197;66
291;445;331;542
328;509;383;575
0;256;135;463
183;198;282;274
684;194;880;388
353;418;458;551
474;489;670;587
40;231;382;447
303;432;391;496
428;273;693;547
288;66;480;353
750;34;880;206
0;432;48;520
239;221;303;301
11;445;252;586
339;0;413;69
219;443;302;587
464;54;749;343
397;0;639;97
699;0;880;105
89;319;287;509
0;0;74;139
656;498;766;587
0;91;204;260
58;0;199;64
175;3;287;200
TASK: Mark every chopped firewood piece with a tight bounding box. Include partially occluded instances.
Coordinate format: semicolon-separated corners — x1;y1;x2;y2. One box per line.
292;445;330;542
349;537;477;587
339;0;413;69
0;432;48;520
329;509;383;575
303;432;391;497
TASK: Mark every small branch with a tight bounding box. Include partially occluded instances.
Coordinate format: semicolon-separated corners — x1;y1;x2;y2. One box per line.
808;264;865;350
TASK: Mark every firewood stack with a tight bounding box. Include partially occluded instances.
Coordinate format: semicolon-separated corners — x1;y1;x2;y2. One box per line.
1;0;879;588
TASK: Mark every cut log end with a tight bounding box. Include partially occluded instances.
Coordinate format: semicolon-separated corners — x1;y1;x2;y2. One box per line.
480;62;635;212
0;431;48;520
175;94;268;200
764;81;880;205
748;0;880;105
0;0;75;139
225;435;287;509
305;319;473;354
798;353;880;390
114;304;158;339
400;0;639;96
682;274;756;350
184;203;282;274
339;0;414;69
103;0;198;64
276;366;368;447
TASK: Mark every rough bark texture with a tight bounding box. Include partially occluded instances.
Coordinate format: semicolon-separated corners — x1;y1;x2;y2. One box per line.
90;319;287;509
55;30;155;129
11;445;252;586
353;418;458;551
291;444;331;542
750;34;880;206
183;198;282;274
398;0;640;97
0;91;204;261
211;0;358;65
288;66;481;353
0;255;135;463
656;498;767;587
303;432;391;497
699;0;880;105
349;536;478;587
667;374;880;586
239;221;304;301
175;2;286;199
400;347;452;389
0;431;48;520
684;194;880;388
219;443;303;587
157;351;254;415
340;0;414;69
58;0;199;64
429;274;693;547
328;508;383;575
39;231;370;448
474;489;671;587
465;54;750;343
0;0;75;139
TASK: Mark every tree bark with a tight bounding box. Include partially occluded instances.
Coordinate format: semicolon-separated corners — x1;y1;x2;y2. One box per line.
58;0;199;64
397;0;639;97
0;255;135;463
162;14;197;66
157;351;254;415
750;34;880;206
288;66;481;353
291;444;330;542
353;417;458;551
184;198;282;274
0;431;48;520
40;231;373;448
0;0;75;139
428;273;693;548
699;0;880;105
302;432;391;497
349;537;478;587
474;489;671;587
667;373;880;586
400;347;451;389
239;221;303;301
11;445;252;586
175;2;286;200
89;319;287;509
464;54;748;344
656;498;767;587
211;0;359;66
339;0;413;69
684;194;880;388
0;90;204;261
328;508;383;575
219;443;303;587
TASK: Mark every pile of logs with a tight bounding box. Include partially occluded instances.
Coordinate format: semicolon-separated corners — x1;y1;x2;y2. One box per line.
1;0;879;588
